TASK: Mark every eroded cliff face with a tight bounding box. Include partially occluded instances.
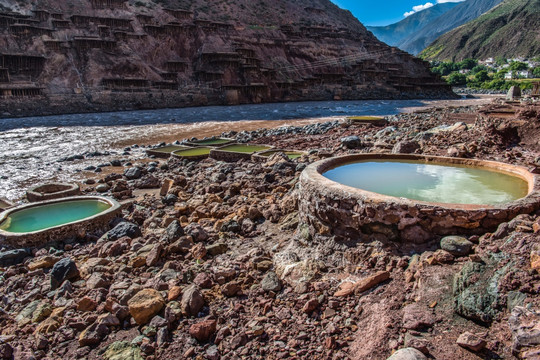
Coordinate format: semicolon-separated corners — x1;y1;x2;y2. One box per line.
0;0;453;117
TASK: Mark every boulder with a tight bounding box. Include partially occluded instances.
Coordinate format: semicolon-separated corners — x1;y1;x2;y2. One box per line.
340;136;362;149
453;254;510;323
456;331;486;352
181;285;205;317
189;319;217;342
261;271;282;292
392;140;420;154
440;236;473;257
107;221;141;241
0;249;30;267
402;304;436;330
127;289;165;325
50;258;79;290
124;167;142;180
163;220;184;242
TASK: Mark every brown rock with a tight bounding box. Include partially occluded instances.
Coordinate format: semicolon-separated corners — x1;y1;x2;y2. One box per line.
130;256;147;268
221;282;241;297
78;322;109;346
402;304;436;330
34;307;65;335
334;282;355;297
168;286;182;301
77;297;97;312
160;178;174;196
334;271;390;297
433;249;454;264
127;289;165;325
27;256;60;271
86;273;110;290
146;244;163;267
193;272;213;289
325;336;337;349
181;285;205;317
191;243;207;260
530;251;540;271
456;331;487;352
355;271;391;293
189;319;217;342
302;298;319;313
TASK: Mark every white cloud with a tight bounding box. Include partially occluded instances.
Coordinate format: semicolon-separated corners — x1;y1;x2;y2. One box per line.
404;0;464;17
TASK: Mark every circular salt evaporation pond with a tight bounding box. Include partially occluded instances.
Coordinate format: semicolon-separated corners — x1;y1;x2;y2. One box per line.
0;199;112;233
323;159;528;205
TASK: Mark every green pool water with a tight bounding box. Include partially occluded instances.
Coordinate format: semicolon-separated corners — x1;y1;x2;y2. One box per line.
151;145;188;153
172;147;211;157
0;199;111;233
192;138;232;145
219;144;271;153
261;150;303;159
323;160;529;205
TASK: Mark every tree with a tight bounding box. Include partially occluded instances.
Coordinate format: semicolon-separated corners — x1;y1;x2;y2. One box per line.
447;72;467;86
470;65;488;74
509;61;528;71
458;58;477;70
474;70;490;82
533;67;540;78
432;62;457;76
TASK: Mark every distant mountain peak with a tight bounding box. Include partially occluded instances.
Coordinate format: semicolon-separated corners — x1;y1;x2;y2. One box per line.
366;2;459;47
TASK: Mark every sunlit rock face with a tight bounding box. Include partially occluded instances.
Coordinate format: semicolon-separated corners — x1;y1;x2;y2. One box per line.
0;0;453;117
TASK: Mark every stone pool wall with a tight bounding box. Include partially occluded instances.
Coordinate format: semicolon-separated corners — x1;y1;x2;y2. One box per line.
0;196;121;248
26;183;80;202
298;154;540;244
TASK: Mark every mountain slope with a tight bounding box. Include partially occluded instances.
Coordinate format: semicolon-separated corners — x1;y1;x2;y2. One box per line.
0;0;454;117
400;0;504;54
421;0;540;60
366;3;459;47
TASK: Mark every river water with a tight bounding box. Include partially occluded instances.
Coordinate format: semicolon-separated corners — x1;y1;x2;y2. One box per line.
0;97;495;203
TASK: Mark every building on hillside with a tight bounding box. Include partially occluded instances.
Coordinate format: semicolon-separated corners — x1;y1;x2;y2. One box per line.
517;70;532;78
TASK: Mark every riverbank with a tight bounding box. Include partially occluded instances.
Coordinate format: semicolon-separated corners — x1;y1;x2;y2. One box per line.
0;97;497;203
1;97;540;359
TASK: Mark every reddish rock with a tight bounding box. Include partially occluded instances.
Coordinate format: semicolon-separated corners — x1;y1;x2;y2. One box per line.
191;243;207;260
221;282;241;297
168;286;182;301
181;285;205;317
146;244;163;267
334;271;390;297
402;304;436;330
189;319;217;342
456;331;487;352
193;272;213;289
302;298;319;313
325;336;337;349
77;297;97;312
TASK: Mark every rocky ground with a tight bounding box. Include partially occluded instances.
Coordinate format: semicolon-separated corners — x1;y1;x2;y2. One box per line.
1;99;540;360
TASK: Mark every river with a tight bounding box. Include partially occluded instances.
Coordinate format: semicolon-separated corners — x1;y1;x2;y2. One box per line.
0;97;496;202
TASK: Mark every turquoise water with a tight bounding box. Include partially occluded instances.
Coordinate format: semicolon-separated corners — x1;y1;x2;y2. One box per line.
323;160;529;205
0;199;111;233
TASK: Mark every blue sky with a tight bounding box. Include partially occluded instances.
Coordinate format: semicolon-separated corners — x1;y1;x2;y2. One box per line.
331;0;464;26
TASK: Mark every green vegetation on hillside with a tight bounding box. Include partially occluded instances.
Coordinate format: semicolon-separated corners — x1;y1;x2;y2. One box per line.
421;0;540;61
430;59;540;90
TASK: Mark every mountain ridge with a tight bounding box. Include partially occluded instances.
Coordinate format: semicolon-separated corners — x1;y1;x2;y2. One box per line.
399;0;505;54
366;3;459;48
